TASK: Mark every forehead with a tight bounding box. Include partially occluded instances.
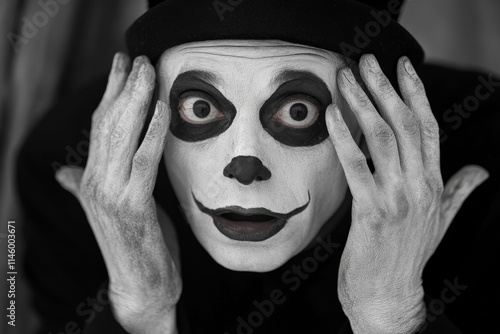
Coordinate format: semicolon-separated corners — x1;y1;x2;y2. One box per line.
157;40;346;91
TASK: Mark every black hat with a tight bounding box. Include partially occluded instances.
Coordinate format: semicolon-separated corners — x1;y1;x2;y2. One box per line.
127;0;424;84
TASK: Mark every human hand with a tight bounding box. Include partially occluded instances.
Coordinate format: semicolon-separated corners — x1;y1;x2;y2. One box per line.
56;53;181;334
326;55;488;334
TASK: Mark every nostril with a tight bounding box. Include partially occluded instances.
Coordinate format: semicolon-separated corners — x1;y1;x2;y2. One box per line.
223;155;271;185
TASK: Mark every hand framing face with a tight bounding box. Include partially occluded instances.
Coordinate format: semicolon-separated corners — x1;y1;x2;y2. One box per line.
326;54;489;333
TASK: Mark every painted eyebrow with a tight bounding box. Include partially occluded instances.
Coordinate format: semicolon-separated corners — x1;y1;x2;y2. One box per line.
178;69;327;92
272;70;328;87
181;70;222;87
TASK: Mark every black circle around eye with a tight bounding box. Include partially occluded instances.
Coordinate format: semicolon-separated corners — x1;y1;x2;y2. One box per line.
289;103;308;121
193;100;211;118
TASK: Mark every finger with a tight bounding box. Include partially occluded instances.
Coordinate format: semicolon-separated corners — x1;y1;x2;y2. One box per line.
326;104;376;200
129;100;170;203
337;67;401;183
359;54;422;172
108;56;156;180
397;57;441;171
98;52;132;113
441;165;489;230
87;53;131;170
55;166;84;197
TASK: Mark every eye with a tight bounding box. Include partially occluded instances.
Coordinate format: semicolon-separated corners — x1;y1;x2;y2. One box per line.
273;96;320;128
178;94;223;124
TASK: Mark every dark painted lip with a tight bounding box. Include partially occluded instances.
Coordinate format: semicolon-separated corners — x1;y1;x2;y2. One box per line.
192;191;310;242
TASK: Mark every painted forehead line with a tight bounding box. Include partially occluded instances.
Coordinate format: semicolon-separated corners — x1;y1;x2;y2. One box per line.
174;41;333;58
180;51;331;61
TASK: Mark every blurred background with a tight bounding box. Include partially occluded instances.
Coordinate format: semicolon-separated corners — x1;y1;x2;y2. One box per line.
0;0;499;333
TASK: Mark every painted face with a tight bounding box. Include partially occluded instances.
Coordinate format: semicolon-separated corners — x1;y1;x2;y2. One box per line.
157;40;359;272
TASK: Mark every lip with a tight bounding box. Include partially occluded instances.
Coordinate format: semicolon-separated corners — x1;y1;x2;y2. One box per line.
192;192;310;242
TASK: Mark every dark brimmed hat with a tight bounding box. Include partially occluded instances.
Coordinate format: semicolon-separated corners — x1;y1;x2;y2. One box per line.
126;0;424;84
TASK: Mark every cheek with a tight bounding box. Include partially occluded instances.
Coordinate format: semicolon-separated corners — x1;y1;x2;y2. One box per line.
276;141;346;222
164;133;225;204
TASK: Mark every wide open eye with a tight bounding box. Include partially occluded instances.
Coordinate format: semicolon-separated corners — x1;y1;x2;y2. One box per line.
273;96;320;128
179;94;223;124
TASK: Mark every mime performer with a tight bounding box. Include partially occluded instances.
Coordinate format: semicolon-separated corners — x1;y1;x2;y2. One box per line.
18;0;500;333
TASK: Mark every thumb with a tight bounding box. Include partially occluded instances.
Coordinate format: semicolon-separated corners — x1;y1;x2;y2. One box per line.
55;166;84;197
441;165;489;229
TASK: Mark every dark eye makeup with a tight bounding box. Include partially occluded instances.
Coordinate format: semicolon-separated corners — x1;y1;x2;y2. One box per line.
169;70;332;146
260;70;332;147
169;71;237;142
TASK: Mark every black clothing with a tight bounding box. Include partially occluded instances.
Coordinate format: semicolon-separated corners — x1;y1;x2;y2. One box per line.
17;64;500;333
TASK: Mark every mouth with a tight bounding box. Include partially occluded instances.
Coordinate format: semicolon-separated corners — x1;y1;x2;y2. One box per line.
192;192;310;242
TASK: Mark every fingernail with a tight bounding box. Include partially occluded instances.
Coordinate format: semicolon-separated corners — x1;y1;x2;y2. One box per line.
127;57;142;82
342;68;356;85
403;57;416;76
131;56;145;75
138;62;148;77
133;55;144;67
365;54;379;72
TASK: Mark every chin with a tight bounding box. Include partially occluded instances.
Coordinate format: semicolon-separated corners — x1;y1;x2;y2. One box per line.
202;240;297;273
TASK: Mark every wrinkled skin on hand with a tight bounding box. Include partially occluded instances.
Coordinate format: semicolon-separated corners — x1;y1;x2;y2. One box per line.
56;53;181;334
326;55;488;334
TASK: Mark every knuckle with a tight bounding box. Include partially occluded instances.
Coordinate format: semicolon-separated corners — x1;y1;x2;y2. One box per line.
349;155;368;173
388;191;410;219
132;153;151;172
82;177;117;212
401;112;420;136
412;177;442;207
427;175;444;194
375;75;395;97
371;122;395;145
421;118;440;140
354;91;373;110
414;184;433;204
110;125;126;147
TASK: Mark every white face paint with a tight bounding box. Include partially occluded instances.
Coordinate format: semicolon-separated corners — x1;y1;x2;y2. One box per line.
157;40;359;272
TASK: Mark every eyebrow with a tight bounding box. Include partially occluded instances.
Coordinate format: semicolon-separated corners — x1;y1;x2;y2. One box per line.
183;69;326;92
183;70;222;87
272;70;327;87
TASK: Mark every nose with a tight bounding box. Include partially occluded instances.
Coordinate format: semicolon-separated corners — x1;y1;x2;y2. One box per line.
223;156;271;185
